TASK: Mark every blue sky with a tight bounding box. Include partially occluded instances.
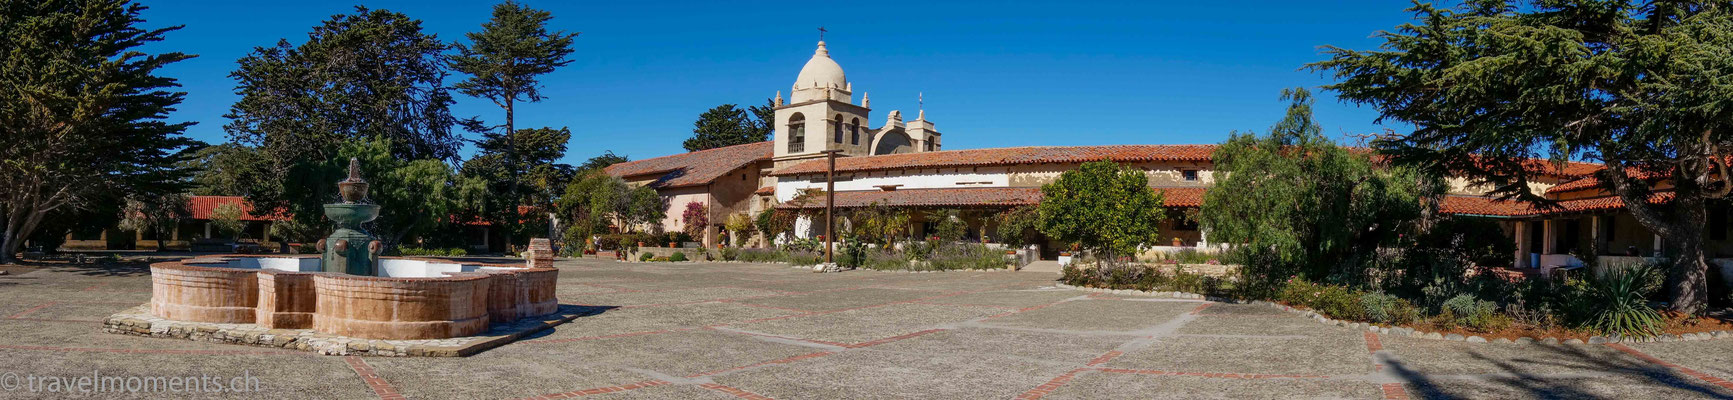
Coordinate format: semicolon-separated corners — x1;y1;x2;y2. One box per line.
137;0;1422;165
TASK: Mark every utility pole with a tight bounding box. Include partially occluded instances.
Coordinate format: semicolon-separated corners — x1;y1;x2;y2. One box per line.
822;149;841;266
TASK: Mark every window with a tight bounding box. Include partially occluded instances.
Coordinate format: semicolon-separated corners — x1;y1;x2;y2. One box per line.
787;113;805;153
833;116;844;143
850;118;860;145
1182;170;1199;181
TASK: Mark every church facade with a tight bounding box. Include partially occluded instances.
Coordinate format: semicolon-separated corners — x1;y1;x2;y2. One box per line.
605;40;1733;276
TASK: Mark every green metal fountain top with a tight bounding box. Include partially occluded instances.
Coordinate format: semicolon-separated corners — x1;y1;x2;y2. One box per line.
318;158;382;275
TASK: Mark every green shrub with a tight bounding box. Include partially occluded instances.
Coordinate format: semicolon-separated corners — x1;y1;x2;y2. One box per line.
1134;268;1168;291
1361;292;1420;325
927;243;1005;270
1278;279;1366;320
1061;263;1091;286
736;248;784;263
398;247;468;257
669;251;688;262
785;250;823;266
720;247;739;261
839;239;868;269
638;252;654;262
1580;266;1665;338
1169;266;1206;294
1441;294;1507;332
862;250;911;270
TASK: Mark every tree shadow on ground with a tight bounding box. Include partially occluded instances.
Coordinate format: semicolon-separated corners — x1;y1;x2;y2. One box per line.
516;304;621;341
1385;343;1733;399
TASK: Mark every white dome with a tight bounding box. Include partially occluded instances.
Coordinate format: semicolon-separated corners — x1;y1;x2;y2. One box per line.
794;41;846;89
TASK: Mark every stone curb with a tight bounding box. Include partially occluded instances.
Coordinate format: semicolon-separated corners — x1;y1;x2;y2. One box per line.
103;305;597;357
1052;284;1733;345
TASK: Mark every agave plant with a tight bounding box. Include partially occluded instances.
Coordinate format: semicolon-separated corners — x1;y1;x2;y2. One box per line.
1583;266;1665;339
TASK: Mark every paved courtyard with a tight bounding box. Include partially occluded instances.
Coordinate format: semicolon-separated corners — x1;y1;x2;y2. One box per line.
3;258;1733;399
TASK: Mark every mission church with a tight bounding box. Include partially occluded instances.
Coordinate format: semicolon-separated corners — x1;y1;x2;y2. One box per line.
603;40;1733;272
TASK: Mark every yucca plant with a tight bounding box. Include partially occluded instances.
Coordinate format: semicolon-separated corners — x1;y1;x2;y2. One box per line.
1583;266;1665;338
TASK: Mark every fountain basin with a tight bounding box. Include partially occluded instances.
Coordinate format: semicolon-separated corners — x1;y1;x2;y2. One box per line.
148;255;559;340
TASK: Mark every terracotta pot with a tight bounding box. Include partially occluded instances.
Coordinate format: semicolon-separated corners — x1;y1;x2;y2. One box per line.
668;242;676;248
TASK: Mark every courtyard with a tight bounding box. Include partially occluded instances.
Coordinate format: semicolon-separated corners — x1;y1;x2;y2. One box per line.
1;258;1731;399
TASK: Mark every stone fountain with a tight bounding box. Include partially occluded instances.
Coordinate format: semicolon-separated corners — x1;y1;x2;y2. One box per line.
318;158;381;275
116;158;568;354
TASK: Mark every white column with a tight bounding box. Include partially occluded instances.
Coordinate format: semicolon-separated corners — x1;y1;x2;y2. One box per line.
1591;216;1601;242
1653;234;1663;257
204;222;212;239
1542;220;1556;254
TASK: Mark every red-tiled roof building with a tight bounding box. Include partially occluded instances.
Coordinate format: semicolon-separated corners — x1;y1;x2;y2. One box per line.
600;40;1720;270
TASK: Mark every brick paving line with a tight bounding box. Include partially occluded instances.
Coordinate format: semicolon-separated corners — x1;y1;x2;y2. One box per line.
508;380;671;400
525;286;991;345
910;302;1021;310
8;302;56;319
343;356;405;400
712;285;1022;326
1605;343;1733;392
705;327;853;348
1014;297;1214;399
1090;368;1333;379
1015;367;1090;400
698;383;776;400
686;351;837;377
80;282;110;291
519;327;704;345
1364;331;1411;400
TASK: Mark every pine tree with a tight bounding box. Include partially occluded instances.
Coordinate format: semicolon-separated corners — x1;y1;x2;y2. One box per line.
1312;1;1733;312
0;0;197;262
449;0;579;248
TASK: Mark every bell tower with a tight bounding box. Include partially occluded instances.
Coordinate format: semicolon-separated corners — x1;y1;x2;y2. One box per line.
773;41;871;168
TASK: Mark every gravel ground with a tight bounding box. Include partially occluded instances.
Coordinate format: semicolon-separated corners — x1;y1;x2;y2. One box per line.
0;258;1729;399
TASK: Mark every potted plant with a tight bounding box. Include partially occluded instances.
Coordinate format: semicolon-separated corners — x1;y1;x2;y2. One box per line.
1171;237;1183;246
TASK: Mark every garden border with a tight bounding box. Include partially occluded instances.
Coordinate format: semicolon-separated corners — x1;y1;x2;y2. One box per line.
1054;283;1733;345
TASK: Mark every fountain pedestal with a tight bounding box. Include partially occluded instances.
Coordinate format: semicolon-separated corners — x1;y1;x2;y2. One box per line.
322;204;380;275
320;158;381;276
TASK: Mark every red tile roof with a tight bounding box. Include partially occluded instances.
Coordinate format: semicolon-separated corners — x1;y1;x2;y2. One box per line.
1157;187;1206;208
602;141;774;188
1545;166;1676;195
1439;193;1674;218
776;188;1042;209
1547;176;1604;195
188;196;289;221
768;186;1663;219
753;185;776;195
773;187;1207;210
769;145;1217;176
1438;196;1533;217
